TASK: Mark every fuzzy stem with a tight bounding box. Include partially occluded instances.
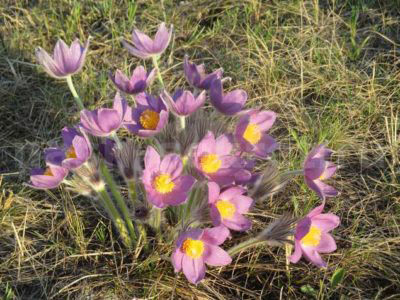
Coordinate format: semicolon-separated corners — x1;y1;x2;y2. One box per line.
179;116;186;130
99;161;137;246
152;56;164;87
283;169;304;176
111;132;123;149
97;188;133;248
66;75;84;110
127;179;137;204
227;237;263;257
149;208;162;240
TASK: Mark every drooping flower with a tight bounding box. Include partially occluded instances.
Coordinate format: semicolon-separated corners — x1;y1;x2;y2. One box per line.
29;164;68;189
208;182;253;231
80;92;128;137
192;131;244;186
124;92;168;137
183;55;223;90
45;127;92;169
110;66;156;94
171;226;232;284
235;109;278;158
161;90;206;116
122;22;173;59
209;78;247;115
142;146;195;208
304;144;338;199
289;203;340;267
35;38;90;79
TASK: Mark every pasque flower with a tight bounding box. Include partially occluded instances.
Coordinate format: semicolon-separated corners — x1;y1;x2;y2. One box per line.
80;93;128;137
183;55;223;90
35;38;89;79
193;131;244;186
304;144;338;199
142;146;195;208
125;92;168;137
235;109;278;158
171;226;232;284
161;90;206;116
208;182;253;231
29;164;68;189
110;66;156;94
122;22;173;59
209;78;247;115
45;127;92;169
289;203;340;267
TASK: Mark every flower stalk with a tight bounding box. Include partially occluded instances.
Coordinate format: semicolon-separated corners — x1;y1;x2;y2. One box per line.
66;75;84;110
152;56;164;87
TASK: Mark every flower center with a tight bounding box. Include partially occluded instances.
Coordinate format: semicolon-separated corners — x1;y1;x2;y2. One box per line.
43;167;53;176
215;200;236;219
182;238;204;259
243;123;261;145
139;109;159;130
200;154;222;174
301;225;322;247
153;173;175;194
66;146;77;159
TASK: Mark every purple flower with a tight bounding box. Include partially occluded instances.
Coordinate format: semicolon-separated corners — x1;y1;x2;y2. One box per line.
110;66;156;95
235;109;278;158
183;55;223;90
99;138;116;165
209;78;247;115
161;90;206;116
290;203;340;267
122;22;173;59
29;164;68;189
208;182;253;231
304;145;338;199
171;226;232;284
192;131;244;186
124;92;168;137
35;38;89;79
142;146;195;208
45;127;92;169
80;92;128;137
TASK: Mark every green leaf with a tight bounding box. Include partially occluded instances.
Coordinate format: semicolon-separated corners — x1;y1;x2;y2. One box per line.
300;284;317;298
331;268;345;288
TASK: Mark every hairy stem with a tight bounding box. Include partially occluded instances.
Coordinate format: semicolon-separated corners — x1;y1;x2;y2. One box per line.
66;75;84;110
152;56;164;87
227;237;263;257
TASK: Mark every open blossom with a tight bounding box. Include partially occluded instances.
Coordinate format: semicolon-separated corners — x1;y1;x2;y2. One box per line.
80;93;128;137
35;38;89;79
45;127;92;169
290;203;340;267
142;146;195;208
183;55;223;90
122;22;173;59
125;92;168;137
171;226;232;284
304;144;338;199
208;182;253;231
29;164;68;189
209;78;247;115
161;90;206;116
193;131;244;186
235;109;278;158
110;66;156;95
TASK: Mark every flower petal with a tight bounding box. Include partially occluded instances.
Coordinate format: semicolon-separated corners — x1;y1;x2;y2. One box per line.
203;244;232;266
160;154;183;179
182;255;206;285
202;226;230;246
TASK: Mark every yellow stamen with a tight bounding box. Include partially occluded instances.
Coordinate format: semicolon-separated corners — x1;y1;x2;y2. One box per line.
243;123;261;145
66;145;77;159
139;109;159;130
182;238;204;259
153;173;175;194
215;200;236;219
200;154;222;174
301;225;322;247
43;168;53;176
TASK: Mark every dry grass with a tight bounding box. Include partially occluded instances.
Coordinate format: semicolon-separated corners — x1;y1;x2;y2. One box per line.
1;0;400;299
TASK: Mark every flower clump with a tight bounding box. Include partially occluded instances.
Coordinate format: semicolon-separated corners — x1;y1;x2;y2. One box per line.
31;22;340;285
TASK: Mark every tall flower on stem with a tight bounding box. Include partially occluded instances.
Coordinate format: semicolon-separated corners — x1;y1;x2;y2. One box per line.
209;78;247;115
290;203;340;267
161;90;206;117
142;146;195;208
29;164;68;189
235;109;278;158
110;66;156;95
208;182;253;231
183;55;223;90
304;144;338;199
172;226;232;284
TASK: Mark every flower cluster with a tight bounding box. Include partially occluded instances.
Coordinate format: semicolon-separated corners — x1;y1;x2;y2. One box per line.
31;22;340;284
